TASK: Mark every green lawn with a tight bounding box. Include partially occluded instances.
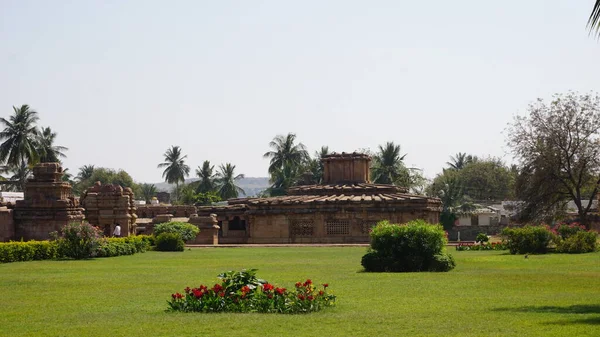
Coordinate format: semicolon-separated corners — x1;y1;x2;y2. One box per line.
1;248;599;337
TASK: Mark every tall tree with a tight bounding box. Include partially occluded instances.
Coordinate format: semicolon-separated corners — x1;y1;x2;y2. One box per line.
215;163;245;200
37;127;68;163
8;161;32;191
140;183;157;203
76;165;95;182
0;105;40;167
446;152;477;170
371;142;410;186
195;160;216;193
263;133;309;175
157;146;190;202
507;92;600;226
589;1;600;37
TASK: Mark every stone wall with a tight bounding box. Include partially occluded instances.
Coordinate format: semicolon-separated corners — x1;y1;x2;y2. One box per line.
13;163;84;241
322;152;371;184
80;182;137;237
0;207;14;242
136;205;196;218
447;225;506;241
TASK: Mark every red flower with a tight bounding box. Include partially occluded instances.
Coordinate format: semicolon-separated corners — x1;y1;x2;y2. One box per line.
295;282;302;288
192;289;204;299
241;286;251;294
303;279;312;287
200;285;208;292
212;284;224;293
307;295;314;301
173;292;183;299
184;287;191;294
318;290;324;296
219;291;225;297
263;283;274;292
322;283;329;288
298;294;305;300
275;287;286;295
267;294;273;299
171;293;176;299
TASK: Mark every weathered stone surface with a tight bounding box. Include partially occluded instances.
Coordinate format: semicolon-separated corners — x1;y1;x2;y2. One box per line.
0;206;14;242
13;163;85;240
80;182;137;237
188;213;219;245
136;205;196;218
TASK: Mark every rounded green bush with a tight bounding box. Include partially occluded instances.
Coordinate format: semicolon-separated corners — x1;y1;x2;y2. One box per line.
155;233;185;252
153;222;199;242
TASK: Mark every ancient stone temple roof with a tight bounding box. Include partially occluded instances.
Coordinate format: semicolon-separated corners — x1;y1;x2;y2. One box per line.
287;183;408;196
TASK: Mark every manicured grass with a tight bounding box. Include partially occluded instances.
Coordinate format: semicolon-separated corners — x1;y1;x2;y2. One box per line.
1;248;599;337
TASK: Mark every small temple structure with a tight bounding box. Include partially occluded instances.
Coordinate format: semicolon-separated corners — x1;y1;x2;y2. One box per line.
197;152;442;244
13;163;85;241
80;182;138;237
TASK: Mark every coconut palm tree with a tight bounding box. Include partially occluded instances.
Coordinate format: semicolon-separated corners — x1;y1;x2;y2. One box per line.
140;183;157;203
267;163;302;196
263;133;309;175
446;152;477;171
371;142;409;185
590;1;600;37
8;161;32;191
158;146;190;202
215;163;245;200
0;105;40;167
37;127;68;163
76;165;95;182
195;160;216;193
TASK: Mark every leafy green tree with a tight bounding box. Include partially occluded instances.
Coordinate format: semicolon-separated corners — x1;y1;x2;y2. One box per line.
265;163;302;196
195;160;216;193
215;163;245;200
6;161;31;191
37;127;67;163
458;159;513;201
76;165;95;182
74;167;139;196
140;183;157;203
263;133;309;175
589;1;600;37
507;93;600;226
0;105;40;167
371;142;410;186
158;146;190;202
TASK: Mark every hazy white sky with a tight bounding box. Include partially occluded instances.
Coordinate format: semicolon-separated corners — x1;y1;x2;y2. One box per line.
1;0;599;183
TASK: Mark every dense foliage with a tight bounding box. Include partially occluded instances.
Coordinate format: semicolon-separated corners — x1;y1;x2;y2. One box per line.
361;220;455;272
52;222;103;259
455;242;507;251
167;269;335;314
95;236;150;257
501;225;554;255
155;232;185;252
552;223;598;254
0;241;58;263
153;222;199;242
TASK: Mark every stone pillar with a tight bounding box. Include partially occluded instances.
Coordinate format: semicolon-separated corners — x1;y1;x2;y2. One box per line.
188;213;220;245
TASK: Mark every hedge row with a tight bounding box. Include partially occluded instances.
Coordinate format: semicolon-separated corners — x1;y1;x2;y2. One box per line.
0;235;155;263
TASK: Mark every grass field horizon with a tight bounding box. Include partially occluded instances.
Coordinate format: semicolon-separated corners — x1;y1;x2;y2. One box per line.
1;247;599;337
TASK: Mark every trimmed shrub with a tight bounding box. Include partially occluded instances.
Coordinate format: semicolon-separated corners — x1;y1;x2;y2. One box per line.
501;225;555;255
94;237;149;257
361;219;455;272
555;231;598;254
475;233;490;244
0;241;58;263
153;222;199;242
137;234;155;247
54;222;103;259
155;232;185;252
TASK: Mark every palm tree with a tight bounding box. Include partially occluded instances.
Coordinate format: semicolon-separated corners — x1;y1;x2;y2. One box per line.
76;165;95;182
37;127;68;163
215;163;245;200
263;133;309;175
267;163;302;196
371;142;409;185
62;168;74;184
157;146;190;202
0;105;40;167
8;161;32;191
446;152;477;170
140;183;157;203
589;1;600;37
195;160;216;193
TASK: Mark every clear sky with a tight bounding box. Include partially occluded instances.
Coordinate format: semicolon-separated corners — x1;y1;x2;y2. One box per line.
1;0;599;183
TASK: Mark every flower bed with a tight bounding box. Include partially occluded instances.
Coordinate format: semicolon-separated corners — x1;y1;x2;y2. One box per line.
167;269;335;314
455;242;507;251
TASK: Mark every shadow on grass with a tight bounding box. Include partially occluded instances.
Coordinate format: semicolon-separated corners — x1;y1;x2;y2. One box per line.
492;305;600;325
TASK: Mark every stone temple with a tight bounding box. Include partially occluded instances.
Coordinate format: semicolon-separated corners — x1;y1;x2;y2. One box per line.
197;152;442;244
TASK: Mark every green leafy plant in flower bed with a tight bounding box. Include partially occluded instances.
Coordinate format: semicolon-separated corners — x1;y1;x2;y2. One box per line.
167;269;336;314
455;242;507;251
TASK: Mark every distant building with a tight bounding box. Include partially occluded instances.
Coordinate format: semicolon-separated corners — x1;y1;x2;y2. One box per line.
0;192;24;203
156;192;170;204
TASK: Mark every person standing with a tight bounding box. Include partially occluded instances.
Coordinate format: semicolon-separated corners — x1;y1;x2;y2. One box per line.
113;223;121;238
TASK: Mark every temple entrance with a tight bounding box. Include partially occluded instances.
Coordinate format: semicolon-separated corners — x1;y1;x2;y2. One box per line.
229;216;246;231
